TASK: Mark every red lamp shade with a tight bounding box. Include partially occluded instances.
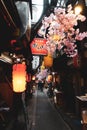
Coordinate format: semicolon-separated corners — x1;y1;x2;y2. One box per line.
12;64;26;92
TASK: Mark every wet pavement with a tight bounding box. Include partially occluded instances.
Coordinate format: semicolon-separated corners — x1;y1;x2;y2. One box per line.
30;90;71;130
27;89;82;130
1;88;82;130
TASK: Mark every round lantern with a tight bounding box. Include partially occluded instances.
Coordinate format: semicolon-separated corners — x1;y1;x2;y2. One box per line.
12;64;26;93
47;74;53;82
44;54;53;68
32;75;36;81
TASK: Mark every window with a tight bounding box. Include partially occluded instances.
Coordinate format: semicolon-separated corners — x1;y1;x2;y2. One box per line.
31;0;44;24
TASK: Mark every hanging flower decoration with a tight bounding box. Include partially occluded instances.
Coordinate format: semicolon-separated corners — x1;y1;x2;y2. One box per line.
38;4;87;57
36;69;48;80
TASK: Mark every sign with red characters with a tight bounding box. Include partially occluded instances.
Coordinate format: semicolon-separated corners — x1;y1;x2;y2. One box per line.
30;38;48;55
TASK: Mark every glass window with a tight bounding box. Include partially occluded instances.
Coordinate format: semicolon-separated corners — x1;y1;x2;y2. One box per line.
31;0;44;24
31;5;43;24
32;0;44;5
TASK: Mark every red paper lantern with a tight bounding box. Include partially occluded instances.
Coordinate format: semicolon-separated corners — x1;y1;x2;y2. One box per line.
12;64;26;92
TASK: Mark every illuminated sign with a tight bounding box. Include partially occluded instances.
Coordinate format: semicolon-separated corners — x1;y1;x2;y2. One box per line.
30;38;47;55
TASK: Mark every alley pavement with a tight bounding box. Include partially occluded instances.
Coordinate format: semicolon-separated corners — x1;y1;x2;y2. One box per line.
2;88;82;130
27;88;82;130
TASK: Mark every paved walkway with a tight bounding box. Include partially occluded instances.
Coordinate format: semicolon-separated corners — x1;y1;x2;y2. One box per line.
29;90;81;130
4;88;82;130
28;89;71;130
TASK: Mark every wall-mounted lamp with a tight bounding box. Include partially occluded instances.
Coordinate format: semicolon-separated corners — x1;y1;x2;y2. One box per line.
12;64;26;92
